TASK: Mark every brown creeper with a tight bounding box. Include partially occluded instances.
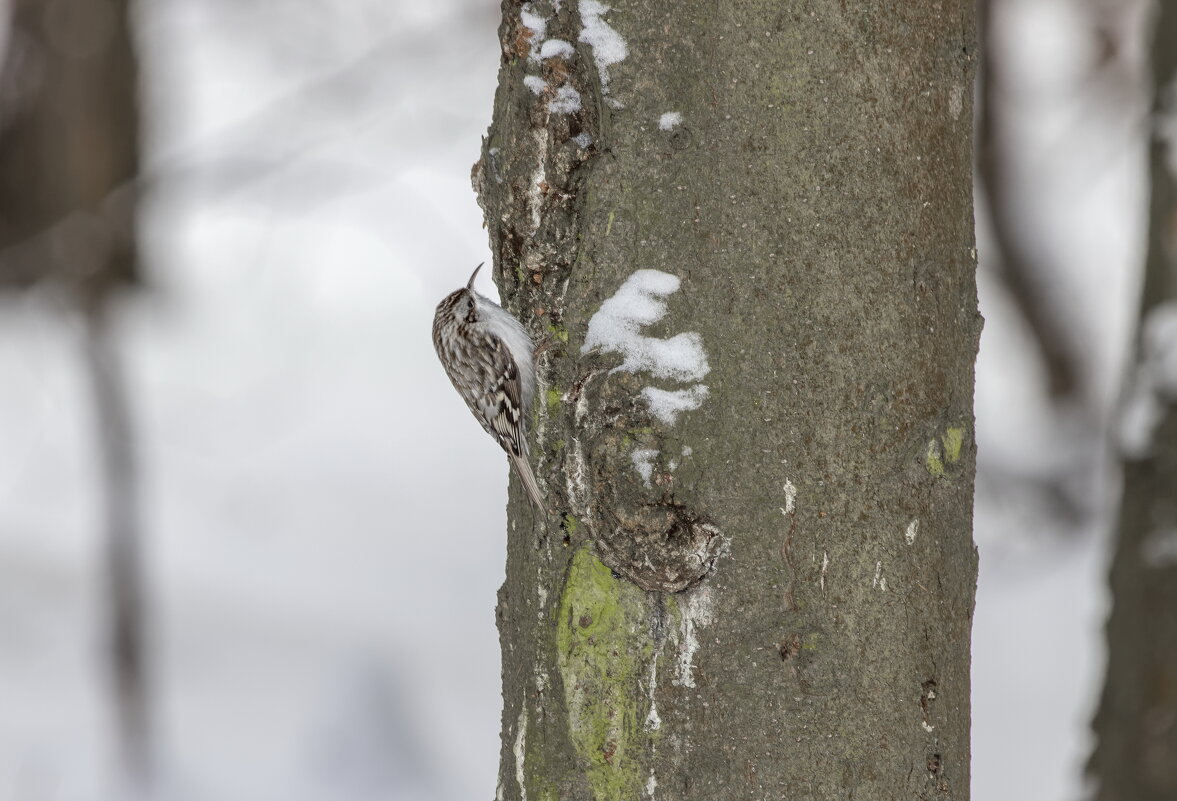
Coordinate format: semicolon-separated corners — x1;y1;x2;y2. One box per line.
433;264;547;512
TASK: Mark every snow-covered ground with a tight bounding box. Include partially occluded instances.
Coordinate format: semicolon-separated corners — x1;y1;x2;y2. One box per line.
0;0;1146;799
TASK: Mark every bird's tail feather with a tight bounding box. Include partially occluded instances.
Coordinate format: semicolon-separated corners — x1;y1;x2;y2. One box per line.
510;452;548;514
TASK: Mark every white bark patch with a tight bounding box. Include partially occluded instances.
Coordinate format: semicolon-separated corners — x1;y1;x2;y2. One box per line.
782;479;797;514
820;551;829;591
487;146;503;184
948;84;964;120
631;448;658;488
523;75;547;94
583;269;710;425
514;706;528;801
673;585;714;688
646;772;658;798
567;434;589;513
564;372;600;517
525;128;549;239
658;111;682;130
578;0;628;92
532;369;550;450
643;654;661;732
905;519;919;545
872;560;887;591
922;721;935;733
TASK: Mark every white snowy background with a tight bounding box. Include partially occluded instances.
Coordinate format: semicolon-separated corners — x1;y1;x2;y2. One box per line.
0;0;1150;799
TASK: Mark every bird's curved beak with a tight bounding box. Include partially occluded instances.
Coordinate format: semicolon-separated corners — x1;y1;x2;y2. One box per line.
467;263;484;290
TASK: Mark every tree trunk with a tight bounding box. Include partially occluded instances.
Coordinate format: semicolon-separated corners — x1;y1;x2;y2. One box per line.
0;0;140;294
474;2;980;799
0;0;148;791
1088;1;1177;797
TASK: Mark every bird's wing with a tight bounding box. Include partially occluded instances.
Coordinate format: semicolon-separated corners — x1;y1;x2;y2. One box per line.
449;327;545;510
466;331;529;459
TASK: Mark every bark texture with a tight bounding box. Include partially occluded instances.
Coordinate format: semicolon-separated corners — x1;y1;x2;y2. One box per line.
474;1;980;799
1088;2;1177;797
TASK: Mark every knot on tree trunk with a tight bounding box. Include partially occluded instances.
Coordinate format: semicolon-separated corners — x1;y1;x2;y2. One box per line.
569;367;725;593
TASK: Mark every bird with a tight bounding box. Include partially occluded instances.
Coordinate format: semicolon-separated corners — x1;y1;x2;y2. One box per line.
432;263;547;512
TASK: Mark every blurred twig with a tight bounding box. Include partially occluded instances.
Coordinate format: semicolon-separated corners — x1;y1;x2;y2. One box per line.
976;0;1085;402
82;297;151;795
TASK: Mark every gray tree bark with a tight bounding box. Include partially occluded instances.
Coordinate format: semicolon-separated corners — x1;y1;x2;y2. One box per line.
474;2;980;799
1088;1;1177;797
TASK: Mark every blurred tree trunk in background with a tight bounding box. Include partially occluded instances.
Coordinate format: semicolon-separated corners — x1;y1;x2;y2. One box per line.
976;0;1082;403
0;0;148;792
474;1;980;799
1088;2;1177;798
0;0;139;292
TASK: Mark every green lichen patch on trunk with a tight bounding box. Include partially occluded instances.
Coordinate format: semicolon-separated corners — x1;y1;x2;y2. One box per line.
926;424;969;478
556;547;653;801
